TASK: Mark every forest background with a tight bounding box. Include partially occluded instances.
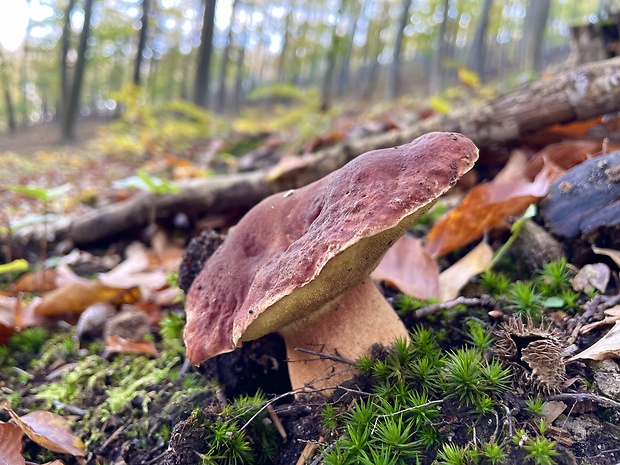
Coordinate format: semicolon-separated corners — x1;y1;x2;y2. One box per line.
0;0;615;145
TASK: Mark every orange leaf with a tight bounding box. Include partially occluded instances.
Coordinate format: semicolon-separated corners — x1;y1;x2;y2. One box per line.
0;402;84;457
425;168;554;258
105;335;158;357
34;281;140;316
524;140;601;180
371;235;439;300
0;421;25;465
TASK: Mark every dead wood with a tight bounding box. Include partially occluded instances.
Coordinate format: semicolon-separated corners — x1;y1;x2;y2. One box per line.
7;56;620;250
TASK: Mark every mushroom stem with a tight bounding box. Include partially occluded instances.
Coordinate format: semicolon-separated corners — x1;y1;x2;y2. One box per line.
279;278;408;393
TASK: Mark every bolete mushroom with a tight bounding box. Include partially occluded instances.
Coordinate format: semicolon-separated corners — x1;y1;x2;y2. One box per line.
184;132;478;392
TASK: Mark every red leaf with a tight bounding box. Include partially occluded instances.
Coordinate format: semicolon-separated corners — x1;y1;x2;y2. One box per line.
0;421;25;465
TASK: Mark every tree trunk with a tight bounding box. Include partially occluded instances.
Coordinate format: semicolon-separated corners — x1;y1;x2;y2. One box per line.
233;28;247;112
320;0;345;112
133;0;150;86
387;0;412;100
520;0;550;72
337;0;365;97
193;0;217;108
215;0;238;113
277;3;293;82
361;2;388;101
60;0;77;120
61;0;94;142
430;0;450;94
0;52;16;133
467;0;493;77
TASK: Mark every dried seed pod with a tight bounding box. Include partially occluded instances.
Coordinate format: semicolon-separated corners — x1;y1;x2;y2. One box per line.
493;317;565;394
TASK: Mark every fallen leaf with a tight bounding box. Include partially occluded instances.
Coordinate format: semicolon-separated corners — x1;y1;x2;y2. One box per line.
105;335;158;357
592;246;620;268
0;259;29;275
438;241;493;302
0;402;84;457
580;306;620;334
570;320;620;362
34;281;140;316
569;263;611;294
0;421;25;465
524;140;601;180
541;401;567;424
371;235;439;299
426;167;554;258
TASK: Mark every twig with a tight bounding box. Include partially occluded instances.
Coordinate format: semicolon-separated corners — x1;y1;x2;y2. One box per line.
52;401;88;416
601;293;620;311
500;402;514;437
370;400;444;434
544;393;620;409
267;404;287;443
295;437;324;465
293;347;357;366
413;297;485;319
239;386;338;433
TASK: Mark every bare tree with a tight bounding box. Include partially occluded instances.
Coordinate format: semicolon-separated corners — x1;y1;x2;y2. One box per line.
193;0;217;108
133;0;150;86
320;0;346;112
387;0;412;100
59;0;77;119
215;0;238;112
520;0;550;72
61;0;94;142
468;0;493;77
0;50;16;133
430;0;450;94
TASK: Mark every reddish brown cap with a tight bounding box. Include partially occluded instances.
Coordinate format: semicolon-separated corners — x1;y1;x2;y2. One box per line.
184;132;478;364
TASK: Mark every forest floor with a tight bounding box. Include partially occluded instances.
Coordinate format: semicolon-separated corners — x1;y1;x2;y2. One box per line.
1;91;620;465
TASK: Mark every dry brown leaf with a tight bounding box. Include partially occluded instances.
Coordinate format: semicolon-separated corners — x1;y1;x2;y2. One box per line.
580;306;620;334
0;401;84;457
438;241;493;302
494;149;529;184
371;235;439;299
592;246;620;268
105;335;158;357
570;320;620;362
524;140;601;180
12;268;58;293
34;281;140;316
0;421;25;465
569;263;611;294
426;168;554;258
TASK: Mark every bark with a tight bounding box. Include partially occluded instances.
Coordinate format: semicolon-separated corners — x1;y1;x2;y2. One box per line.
61;0;94;142
193;0;217;108
467;0;493;77
520;0;550;72
215;0;238;112
320;0;345;112
276;3;293;82
337;0;365;97
9;56;620;248
387;0;412;100
0;52;16;133
430;0;450;94
60;0;77;120
233;29;247;112
133;0;150;86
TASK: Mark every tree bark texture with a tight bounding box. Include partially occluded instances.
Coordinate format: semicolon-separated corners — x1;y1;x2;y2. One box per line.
9;56;620;248
467;0;493;77
61;0;94;142
193;0;216;108
133;0;150;86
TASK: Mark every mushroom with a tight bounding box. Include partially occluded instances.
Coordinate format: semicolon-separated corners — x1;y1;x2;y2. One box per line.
184;132;479;392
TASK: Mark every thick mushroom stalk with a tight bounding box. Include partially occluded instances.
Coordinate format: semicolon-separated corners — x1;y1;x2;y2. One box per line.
184;132;479;392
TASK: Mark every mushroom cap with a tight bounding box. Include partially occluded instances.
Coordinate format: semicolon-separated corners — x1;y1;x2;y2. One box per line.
184;132;478;364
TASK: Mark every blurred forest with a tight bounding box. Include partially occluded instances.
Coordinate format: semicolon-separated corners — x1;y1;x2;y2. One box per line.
1;0;619;143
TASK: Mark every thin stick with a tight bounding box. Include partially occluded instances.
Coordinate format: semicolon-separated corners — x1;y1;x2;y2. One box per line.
267;404;287;443
293;347;357;366
413;297;484;318
371;400;444;434
545;393;620;409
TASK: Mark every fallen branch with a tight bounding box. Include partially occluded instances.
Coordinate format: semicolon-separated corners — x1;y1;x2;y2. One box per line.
8;56;620;249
